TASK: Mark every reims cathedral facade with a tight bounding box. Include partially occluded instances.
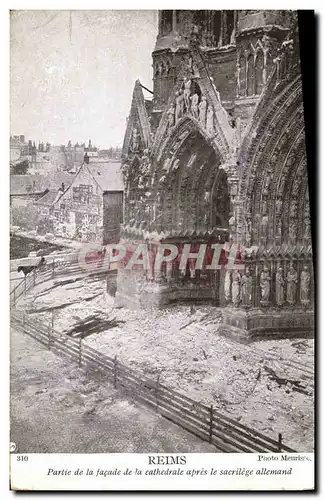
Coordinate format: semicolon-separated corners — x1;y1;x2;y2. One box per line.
116;10;314;342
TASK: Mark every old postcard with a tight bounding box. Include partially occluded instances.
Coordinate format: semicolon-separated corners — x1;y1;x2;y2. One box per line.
9;8;315;491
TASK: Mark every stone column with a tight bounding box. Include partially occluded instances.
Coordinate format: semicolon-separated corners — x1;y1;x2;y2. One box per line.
218;12;224;47
219;161;241;244
172;10;177;32
230;10;237;44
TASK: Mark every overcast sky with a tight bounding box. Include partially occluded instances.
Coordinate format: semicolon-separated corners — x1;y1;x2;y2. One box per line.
10;10;158;148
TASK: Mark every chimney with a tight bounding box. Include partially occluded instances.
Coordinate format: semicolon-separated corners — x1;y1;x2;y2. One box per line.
84;153;90;164
61;182;65;192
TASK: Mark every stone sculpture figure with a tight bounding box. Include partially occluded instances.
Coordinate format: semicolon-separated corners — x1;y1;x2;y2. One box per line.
288;220;297;244
131;128;140;152
276;198;283;214
198;96;207;127
275;266;285;306
190;93;199;119
260;266;271;305
263;173;272;196
300;265;311;306
224;270;231;302
167;103;175;129
240;267;252;307
286;263;298;305
175;89;185;122
206;106;214;135
183;78;192;112
231;270;241;307
261;215;268;237
304;216;311;240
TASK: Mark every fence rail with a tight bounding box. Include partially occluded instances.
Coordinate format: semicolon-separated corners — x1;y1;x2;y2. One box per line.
11;305;296;454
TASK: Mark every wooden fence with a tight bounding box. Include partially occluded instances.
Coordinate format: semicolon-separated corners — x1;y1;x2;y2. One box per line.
10;259;108;306
11;303;296;454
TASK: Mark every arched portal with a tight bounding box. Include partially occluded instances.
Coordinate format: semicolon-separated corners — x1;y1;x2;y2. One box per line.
156;129;230;238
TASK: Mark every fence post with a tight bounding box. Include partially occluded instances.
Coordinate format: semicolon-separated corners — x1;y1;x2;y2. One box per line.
48;308;54;350
278;433;282;452
78;338;82;367
209;404;214;443
155;374;161;411
114;355;118;388
52;259;55;279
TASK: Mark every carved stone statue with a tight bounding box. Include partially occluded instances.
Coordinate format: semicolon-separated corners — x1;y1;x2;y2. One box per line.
245;217;252;246
224;270;231;302
229;214;236;234
206;106;214;135
260;266;271;305
263;173;272;196
240;267;252;307
275;266;285;306
304;216;311;240
167;103;175;129
198;96;207;127
300;265;311;306
288;220;297;244
276;198;283;214
261;215;268;237
190;93;199;119
232;270;241;307
261;197;268;216
131;128;140;152
183;78;192;112
289;199;298;218
175;89;185;122
286;263;298;306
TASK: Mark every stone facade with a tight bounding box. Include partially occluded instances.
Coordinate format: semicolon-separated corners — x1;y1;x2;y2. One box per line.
116;10;314;341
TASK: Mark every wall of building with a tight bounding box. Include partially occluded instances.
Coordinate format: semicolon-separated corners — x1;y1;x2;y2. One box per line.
50;166;103;242
103;191;123;244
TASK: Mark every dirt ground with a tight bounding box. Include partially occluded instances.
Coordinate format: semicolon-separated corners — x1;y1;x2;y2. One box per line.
10;327;216;453
16;276;315;452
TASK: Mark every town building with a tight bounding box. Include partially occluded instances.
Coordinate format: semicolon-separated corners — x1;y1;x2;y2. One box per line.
10;174;49;230
116;10;314;341
35;157;123;243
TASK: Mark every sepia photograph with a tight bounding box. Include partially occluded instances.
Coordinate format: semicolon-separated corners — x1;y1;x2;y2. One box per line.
9;7;315;491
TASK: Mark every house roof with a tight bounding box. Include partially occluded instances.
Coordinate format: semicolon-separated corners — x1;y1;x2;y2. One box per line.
35;190;63;206
86;161;124;192
10;174;49;195
10;171;75;196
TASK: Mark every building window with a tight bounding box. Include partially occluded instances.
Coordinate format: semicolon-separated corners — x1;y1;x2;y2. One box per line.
212;12;221;46
238;55;246;97
246;54;254;96
225;11;234;45
255;51;264;95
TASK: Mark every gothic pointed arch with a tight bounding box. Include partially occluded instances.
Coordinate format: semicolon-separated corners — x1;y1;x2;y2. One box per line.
237;68;309;252
151;67;234;164
122;80;151;159
148;116;230;238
